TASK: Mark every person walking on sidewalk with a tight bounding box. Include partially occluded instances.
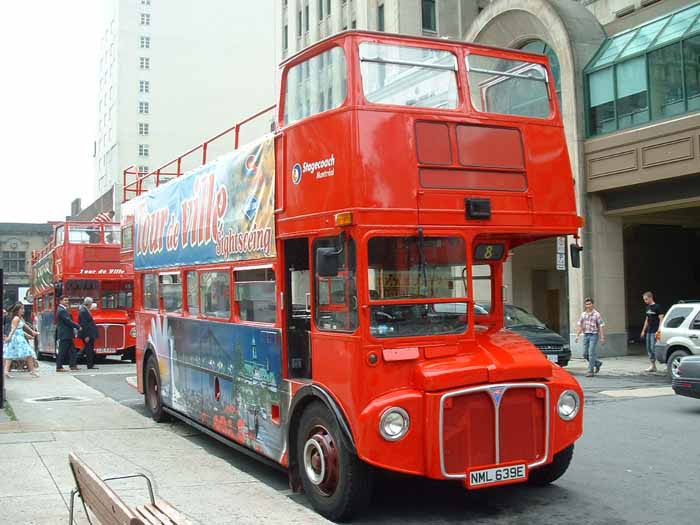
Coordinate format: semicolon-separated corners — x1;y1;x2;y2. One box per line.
57;296;81;372
641;291;664;373
78;297;99;370
575;297;606;377
3;303;40;378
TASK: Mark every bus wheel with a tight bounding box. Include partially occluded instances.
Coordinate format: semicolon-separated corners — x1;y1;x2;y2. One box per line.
528;445;574;486
297;402;371;521
145;354;169;422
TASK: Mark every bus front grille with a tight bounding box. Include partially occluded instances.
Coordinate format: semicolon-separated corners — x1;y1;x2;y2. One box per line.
439;383;550;479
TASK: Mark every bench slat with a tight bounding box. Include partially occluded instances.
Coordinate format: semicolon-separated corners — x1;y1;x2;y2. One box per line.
135;505;162;525
144;503;174;523
154;499;192;524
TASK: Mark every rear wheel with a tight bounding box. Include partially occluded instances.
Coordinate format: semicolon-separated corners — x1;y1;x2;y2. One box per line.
145;353;169;422
529;445;574;486
667;349;689;378
297;402;372;522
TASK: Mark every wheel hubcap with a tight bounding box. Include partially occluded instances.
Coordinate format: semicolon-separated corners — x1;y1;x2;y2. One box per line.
303;425;339;496
672;357;682;377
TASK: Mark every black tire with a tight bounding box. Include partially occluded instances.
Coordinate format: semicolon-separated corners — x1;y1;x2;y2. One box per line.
296;402;372;522
558;359;569;367
667;349;689;378
529;445;574;486
145;353;170;422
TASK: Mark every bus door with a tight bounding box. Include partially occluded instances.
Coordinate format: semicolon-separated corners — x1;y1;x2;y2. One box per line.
283;238;312;379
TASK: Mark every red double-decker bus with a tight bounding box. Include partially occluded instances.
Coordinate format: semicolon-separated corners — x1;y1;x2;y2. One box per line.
31;221;136;361
122;31;584;520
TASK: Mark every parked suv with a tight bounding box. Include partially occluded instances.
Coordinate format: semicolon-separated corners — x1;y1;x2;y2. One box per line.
655;302;700;377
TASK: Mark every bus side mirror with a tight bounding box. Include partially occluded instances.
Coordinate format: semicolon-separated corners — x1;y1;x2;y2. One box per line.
570;244;583;268
316;248;340;277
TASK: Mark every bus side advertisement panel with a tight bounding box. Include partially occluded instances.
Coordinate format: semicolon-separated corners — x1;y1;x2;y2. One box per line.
147;314;287;462
132;135;277;270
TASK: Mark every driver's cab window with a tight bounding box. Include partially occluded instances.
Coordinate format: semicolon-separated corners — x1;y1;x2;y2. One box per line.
314;235;358;332
471;264;493;314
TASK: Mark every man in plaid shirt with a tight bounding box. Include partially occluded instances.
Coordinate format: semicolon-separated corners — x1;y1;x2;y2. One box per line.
575;297;606;377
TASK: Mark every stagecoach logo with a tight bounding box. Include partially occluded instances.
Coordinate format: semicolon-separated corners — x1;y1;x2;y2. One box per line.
488;386;506;405
291;163;302;185
243;153;259;177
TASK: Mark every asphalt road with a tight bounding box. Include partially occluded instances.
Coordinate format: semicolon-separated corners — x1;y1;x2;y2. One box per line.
78;361;699;524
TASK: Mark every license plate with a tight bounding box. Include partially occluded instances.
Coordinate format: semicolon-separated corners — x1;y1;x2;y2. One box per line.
547;354;559;363
467;463;527;489
96;347;117;354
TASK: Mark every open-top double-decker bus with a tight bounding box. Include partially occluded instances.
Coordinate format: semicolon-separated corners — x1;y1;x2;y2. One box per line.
121;31;584;521
32;221;136;361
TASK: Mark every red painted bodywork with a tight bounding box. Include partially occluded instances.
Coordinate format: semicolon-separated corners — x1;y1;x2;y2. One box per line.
124;32;583;484
31;222;135;356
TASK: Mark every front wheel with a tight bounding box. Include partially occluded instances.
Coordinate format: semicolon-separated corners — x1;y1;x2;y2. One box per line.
297;402;372;522
145;353;169;422
528;445;574;485
667;349;689;378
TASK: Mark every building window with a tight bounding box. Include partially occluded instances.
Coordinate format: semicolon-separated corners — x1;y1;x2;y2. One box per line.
422;0;437;33
283;24;288;50
1;251;26;273
327;0;331;15
139;101;150;114
318;0;323;18
377;4;385;32
297;10;302;36
585;2;700;136
304;4;309;32
139;123;150;136
140;13;150;25
140;36;150;49
139;144;150;157
139;57;150;69
351;19;357;29
139;80;150;93
138;165;149;174
141;0;151;5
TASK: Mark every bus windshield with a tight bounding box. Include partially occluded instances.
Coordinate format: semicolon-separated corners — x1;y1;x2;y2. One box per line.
359;42;459;109
64;279;100;308
367;236;467;337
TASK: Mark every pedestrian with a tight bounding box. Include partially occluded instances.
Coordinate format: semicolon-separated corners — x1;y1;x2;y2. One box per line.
78;297;99;370
641;291;664;373
56;296;82;372
575;297;606;377
3;303;40;378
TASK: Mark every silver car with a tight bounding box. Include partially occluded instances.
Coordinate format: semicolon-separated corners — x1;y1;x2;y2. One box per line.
654;302;700;377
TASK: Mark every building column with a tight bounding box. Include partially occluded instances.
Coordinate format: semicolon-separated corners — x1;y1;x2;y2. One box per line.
580;193;627;357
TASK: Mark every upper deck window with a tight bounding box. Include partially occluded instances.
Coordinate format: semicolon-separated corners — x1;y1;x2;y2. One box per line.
467;54;552;119
284;46;347;125
104;225;121;245
68;226;103;244
359;42;458;109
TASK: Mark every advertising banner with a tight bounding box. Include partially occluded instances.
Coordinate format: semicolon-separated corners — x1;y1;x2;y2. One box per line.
132;135;276;270
32;255;54;294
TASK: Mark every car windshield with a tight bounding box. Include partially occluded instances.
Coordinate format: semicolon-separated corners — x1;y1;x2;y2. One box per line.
504;305;545;328
367;236;467;338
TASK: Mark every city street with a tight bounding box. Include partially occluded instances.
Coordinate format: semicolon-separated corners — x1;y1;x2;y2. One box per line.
68;357;699;524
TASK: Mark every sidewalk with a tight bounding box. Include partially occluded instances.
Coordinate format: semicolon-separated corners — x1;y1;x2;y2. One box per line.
0;362;328;525
567;354;669;378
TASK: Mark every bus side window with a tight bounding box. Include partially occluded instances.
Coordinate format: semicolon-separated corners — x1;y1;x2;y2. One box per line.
200;271;231;319
186;272;199;316
314;236;358;332
234;268;276;324
143;274;159;310
159;273;182;313
471;264;493;314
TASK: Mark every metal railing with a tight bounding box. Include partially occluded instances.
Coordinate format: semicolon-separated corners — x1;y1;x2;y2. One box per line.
122;105;276;203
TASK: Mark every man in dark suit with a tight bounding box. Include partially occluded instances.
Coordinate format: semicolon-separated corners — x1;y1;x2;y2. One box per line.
57;296;81;371
78;297;99;370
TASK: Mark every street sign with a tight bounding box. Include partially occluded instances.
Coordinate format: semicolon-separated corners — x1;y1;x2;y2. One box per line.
556;237;566;271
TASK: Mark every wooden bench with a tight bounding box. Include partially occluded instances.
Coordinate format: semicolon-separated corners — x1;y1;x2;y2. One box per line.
68;452;191;525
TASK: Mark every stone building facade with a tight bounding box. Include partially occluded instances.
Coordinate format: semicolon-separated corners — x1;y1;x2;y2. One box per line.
0;223;53;308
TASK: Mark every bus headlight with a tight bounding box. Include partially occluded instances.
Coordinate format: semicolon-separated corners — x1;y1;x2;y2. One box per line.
379;407;410;441
557;390;580;421
130;327;137;338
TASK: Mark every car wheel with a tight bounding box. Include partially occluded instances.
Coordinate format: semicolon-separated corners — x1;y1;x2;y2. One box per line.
558;359;569;367
667;349;689;378
528;445;574;486
145;353;170;422
296;401;372;521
